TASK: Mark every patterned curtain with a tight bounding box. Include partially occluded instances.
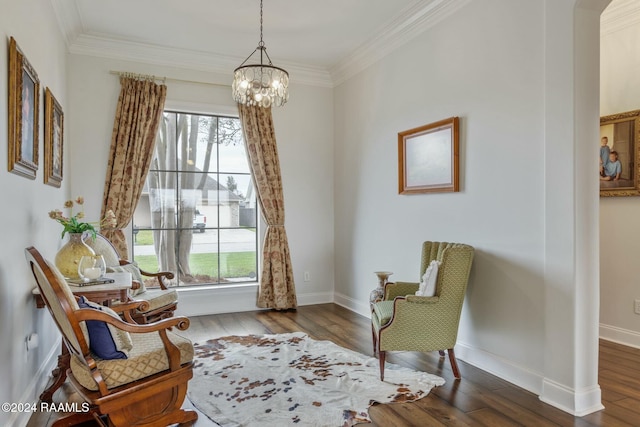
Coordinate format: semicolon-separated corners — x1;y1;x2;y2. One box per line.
238;104;297;310
101;76;167;256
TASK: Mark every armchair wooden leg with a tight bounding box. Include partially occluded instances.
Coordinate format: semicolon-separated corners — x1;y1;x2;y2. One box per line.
40;341;70;403
379;351;386;381
438;350;445;357
371;324;377;356
448;348;461;379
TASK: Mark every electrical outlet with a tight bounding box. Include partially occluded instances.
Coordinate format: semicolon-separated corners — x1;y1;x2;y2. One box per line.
26;333;38;351
303;271;310;282
635;299;640;315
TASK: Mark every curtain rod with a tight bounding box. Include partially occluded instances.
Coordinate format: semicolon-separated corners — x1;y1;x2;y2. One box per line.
108;70;230;88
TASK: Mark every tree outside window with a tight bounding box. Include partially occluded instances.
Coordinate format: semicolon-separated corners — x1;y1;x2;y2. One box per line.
132;112;258;286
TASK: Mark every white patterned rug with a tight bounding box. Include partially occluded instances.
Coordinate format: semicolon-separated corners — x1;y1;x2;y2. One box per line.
187;332;444;426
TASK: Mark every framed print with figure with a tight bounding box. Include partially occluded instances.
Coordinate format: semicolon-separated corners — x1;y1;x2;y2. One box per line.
599;109;640;197
44;88;63;187
8;37;40;179
398;117;460;194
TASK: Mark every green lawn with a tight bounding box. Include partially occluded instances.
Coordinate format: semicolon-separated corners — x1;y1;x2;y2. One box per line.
133;229;154;245
134;251;257;281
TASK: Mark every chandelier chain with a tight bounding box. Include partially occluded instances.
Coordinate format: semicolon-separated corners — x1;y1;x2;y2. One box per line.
259;0;264;47
232;0;289;107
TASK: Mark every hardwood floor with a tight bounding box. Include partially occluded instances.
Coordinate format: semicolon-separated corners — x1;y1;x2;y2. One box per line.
27;303;640;426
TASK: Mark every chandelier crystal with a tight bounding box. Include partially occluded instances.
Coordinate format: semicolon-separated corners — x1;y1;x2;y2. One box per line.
232;0;289;108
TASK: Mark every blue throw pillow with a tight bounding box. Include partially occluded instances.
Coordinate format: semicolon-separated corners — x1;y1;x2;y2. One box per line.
78;296;128;360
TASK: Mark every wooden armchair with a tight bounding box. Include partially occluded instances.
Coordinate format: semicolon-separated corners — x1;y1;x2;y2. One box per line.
371;241;474;381
86;234;178;324
25;246;197;427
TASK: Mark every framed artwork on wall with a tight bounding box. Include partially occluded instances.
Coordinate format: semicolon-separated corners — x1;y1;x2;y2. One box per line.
44;88;63;187
398;117;460;194
8;37;40;180
599;109;640;197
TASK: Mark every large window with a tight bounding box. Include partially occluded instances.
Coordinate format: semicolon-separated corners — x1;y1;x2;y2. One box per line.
132;111;258;286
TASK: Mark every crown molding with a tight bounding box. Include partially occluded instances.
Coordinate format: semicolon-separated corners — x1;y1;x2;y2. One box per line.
51;0;84;46
67;33;333;87
601;0;640;36
330;0;471;86
51;0;470;88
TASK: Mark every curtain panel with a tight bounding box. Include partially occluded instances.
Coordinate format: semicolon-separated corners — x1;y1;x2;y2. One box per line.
238;103;297;309
101;76;167;256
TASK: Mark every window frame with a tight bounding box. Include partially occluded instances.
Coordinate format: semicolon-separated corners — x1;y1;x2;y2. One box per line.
131;108;260;287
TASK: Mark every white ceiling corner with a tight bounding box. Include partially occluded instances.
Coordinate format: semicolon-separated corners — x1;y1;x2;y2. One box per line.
51;0;470;88
330;0;471;86
601;0;640;36
50;0;84;46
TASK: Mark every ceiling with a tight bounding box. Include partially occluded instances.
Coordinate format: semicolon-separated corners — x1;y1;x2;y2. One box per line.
51;0;470;86
601;0;640;36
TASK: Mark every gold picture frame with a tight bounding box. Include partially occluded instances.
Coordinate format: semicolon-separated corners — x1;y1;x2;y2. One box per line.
8;37;40;179
44;88;63;187
398;117;460;194
599;109;640;197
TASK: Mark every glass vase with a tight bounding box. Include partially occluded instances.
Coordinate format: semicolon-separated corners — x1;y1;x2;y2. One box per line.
77;255;106;282
55;233;96;279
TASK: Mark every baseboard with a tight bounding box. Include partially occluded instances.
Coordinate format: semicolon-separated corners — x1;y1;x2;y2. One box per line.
297;291;334;306
10;343;59;427
176;285;334;317
335;301;546;396
448;341;603;416
333;292;371;318
334;300;606;416
176;284;262;316
539;379;604;416
599;323;640;349
455;341;544;395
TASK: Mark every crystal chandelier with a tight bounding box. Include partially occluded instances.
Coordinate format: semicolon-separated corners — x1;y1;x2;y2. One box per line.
232;0;289;108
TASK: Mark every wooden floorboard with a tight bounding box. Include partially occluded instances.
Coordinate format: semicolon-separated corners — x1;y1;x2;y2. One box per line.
27;303;640;427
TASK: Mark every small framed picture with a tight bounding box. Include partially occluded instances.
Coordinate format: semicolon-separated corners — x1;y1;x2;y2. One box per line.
44;88;64;187
599;109;640;197
8;37;40;179
398;117;460;194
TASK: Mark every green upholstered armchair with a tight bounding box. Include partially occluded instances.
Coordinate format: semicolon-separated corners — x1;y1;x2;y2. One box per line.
371;241;474;380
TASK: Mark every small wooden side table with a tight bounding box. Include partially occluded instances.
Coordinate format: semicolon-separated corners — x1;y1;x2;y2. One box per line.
32;274;132;403
33;280;131;308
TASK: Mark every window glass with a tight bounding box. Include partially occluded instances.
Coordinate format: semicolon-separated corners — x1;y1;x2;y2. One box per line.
132;111;258;286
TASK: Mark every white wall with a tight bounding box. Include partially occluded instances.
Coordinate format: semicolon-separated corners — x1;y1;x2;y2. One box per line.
1;0;610;422
334;0;605;415
599;14;640;347
0;1;69;426
66;55;335;314
335;0;545;369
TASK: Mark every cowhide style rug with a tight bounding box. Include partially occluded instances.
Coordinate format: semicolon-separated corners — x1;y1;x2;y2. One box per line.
187;332;445;426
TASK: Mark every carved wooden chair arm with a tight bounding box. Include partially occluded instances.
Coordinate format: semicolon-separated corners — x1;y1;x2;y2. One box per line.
108;300;150;323
138;269;174;290
117;259;174;290
74;309;189;333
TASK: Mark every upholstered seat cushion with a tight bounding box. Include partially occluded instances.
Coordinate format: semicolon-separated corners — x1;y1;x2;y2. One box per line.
136;288;178;313
112;288;178;314
70;330;193;390
373;300;395;326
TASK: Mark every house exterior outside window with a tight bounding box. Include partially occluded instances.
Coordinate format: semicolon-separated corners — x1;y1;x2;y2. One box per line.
132;111;258;286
